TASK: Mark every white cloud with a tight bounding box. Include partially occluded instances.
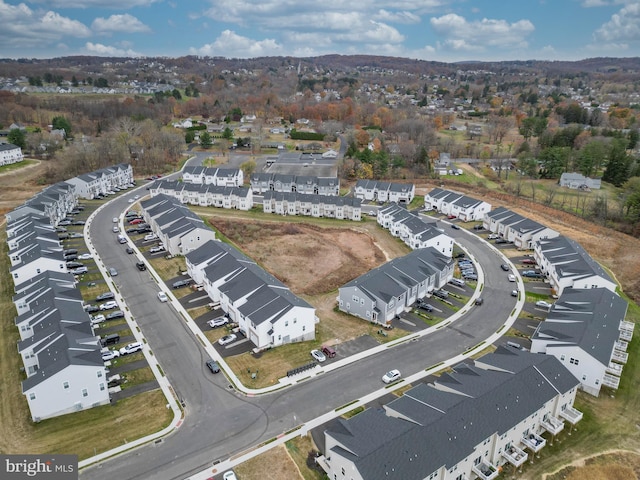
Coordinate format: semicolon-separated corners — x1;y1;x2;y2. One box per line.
92;14;151;34
430;13;534;52
29;0;159;8
594;3;640;42
85;42;142;57
374;9;421;24
190;30;283;58
0;1;90;47
581;0;635;7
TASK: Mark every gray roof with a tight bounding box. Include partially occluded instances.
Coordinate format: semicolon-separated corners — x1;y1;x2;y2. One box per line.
532;288;628;365
537;235;614;283
325;348;579;480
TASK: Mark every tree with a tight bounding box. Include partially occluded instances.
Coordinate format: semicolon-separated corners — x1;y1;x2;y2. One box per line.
222;127;233;140
52;116;72;138
199;131;213;148
172;89;182;100
7;128;26;149
576;140;605;177
602;139;632;187
538;146;569;178
240;159;257;177
185;130;195;144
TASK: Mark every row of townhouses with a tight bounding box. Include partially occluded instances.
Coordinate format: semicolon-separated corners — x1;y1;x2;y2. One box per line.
4;166;133;421
377;203;454;255
139;194;218;256
483;206;559;249
250;173;340;196
181;165;244;187
0;143;24;166
354;180;415;204
185;240;317;350
64;163;134;200
322;347;583;480
424;187;492;221
149;180;253;211
338;248;454;326
262;191;361;221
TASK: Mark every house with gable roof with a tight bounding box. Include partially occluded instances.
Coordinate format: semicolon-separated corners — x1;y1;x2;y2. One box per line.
424;188;491;221
321;347;581;480
531;288;631;396
0;143;24;166
483;207;558;248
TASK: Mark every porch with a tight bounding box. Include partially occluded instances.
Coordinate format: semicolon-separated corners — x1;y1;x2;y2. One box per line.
541;415;564;435
501;445;528;467
472;461;499;480
521;432;546;453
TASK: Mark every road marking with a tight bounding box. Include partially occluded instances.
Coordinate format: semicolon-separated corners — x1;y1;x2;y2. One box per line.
399;318;416;326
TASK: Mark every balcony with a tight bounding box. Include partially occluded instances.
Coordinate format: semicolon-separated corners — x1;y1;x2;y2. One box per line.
521;432;546;452
606;362;623;376
620;320;635;335
603;373;621;389
619;329;633;342
541;415;564;435
615;340;629;352
611;350;629;364
502;445;528;467
472;461;499;480
559;406;583;425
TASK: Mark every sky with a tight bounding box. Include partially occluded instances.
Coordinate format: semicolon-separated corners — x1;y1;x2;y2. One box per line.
1;0;639;62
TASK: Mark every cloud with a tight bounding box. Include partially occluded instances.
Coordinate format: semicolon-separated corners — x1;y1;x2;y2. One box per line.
374;9;421;24
92;14;151;34
581;0;635;7
190;30;284;58
430;13;535;52
594;3;640;42
85;42;143;57
29;0;159;8
0;1;90;47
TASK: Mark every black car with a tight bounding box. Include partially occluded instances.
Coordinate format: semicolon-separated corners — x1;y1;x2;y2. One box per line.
136;262;147;271
417;302;434;312
106;310;125;320
172;279;192;289
495;238;508;244
451;224;460;230
206;360;220;374
63;249;78;255
65;261;84;269
63;254;78;261
84;304;99;313
95;292;115;301
126;247;134;254
454;252;466;258
72;220;86;226
126;228;139;234
500;264;510;271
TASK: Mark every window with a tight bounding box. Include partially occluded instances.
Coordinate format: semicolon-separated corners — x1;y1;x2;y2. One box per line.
99;383;105;391
82;389;88;397
29;393;36;400
582;375;587;381
302;326;306;331
595;379;600;385
97;371;103;378
560;354;565;361
352;295;359;303
285;321;288;327
63;381;69;390
569;358;580;365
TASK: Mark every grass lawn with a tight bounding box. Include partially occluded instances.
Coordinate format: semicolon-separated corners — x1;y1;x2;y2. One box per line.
0;158;39;174
120;367;156;390
187;305;210;320
148;255;186;280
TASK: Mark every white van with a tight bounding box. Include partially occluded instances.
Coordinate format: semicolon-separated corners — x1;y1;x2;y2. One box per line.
117;234;127;244
449;278;466;287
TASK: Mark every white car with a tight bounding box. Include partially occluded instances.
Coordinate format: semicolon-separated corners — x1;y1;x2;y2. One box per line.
157;291;168;302
149;245;165;253
218;334;237;346
112;226;120;233
119;342;143;356
144;233;158;241
222;472;238;480
91;314;106;325
508;274;516;282
128;198;134;203
311;349;326;362
382;369;402;384
207;316;229;328
101;350;120;361
112;217;118;223
535;300;553;309
77;253;93;260
134;194;140;199
99;300;118;311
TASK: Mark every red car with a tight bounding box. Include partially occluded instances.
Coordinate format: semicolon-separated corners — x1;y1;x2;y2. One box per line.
522;259;537;265
128;218;144;225
447;215;456;219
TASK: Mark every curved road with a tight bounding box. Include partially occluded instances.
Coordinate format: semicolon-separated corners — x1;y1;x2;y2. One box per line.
81;168;517;480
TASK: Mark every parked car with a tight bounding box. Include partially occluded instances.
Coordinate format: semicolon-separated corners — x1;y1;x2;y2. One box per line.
382;369;401;384
535;300;553;309
488;234;500;240
475;297;484;305
495;238;508;244
500;264;510;271
136;262;147;271
68;232;84;238
99;300;118;311
90;314;106;325
434;289;449;299
65;261;84;269
222;471;238;480
72;220;86;226
84;304;99;313
128;218;144;225
311;349;327;362
172;279;192;289
101;334;120;346
144;233;158;241
58;220;72;226
157;291;168;302
125;246;134;254
96;292;115;301
206;360;221;374
71;266;88;275
63;249;78;255
511;290;519;297
149;245;165;253
522;258;537;265
101;350;120;361
119;342;143;356
109;267;118;276
322;345;337;358
473;224;484;230
78;253;93;260
451;224;460;230
455;252;466;258
106;310;125;320
218;334;237;346
207;316;229;328
463;273;478;280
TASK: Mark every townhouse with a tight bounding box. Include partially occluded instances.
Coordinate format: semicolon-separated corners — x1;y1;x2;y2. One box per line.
531;288;632;396
148;180;253;211
181;165;244;187
0;143;24;166
140;194;217;255
483;207;558;249
6;182;77;226
65;163;133;199
338;248;454;326
262;191;361;221
534;235;617;296
321;347;582;480
424;188;491;221
249;172;340;196
378;204;453;255
185;240;317;350
354;180;415;204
